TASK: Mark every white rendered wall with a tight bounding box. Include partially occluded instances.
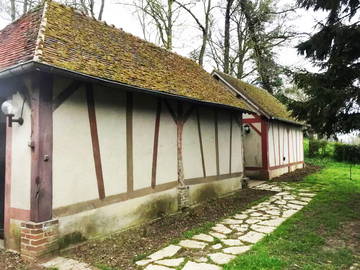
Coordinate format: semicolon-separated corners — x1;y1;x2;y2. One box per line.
94;86;127;196
132;93;157;190
183;112;203;179
53;85;99;208
198;107;217;177
243;122;262;167
10;92;31;210
268;122;303;167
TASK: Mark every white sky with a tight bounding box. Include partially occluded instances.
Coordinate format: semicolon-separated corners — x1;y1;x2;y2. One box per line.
0;0;327;73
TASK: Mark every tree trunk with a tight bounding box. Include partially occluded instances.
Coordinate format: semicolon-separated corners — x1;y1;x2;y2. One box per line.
10;0;16;21
98;0;105;20
198;31;207;67
223;0;234;74
240;0;273;93
23;0;28;15
166;0;173;50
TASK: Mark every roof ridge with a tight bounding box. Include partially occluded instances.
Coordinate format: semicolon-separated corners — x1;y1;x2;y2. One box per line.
33;0;49;62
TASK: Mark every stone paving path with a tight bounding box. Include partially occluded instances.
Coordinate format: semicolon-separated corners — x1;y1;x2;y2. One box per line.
41;256;99;270
135;183;316;270
41;183;316;270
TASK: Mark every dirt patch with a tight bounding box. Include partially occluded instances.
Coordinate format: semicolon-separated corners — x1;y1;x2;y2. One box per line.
324;220;360;257
271;163;322;183
66;188;274;270
0;249;34;270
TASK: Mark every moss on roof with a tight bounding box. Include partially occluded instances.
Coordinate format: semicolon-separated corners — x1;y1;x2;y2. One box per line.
28;1;250;112
215;71;297;122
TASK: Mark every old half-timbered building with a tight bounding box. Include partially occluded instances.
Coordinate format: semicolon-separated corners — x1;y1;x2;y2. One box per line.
212;71;304;180
0;1;253;259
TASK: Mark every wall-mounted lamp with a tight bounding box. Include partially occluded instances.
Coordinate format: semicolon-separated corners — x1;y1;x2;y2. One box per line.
1;100;24;127
243;124;251;134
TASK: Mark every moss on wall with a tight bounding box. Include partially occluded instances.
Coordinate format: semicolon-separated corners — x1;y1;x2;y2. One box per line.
58;232;87;250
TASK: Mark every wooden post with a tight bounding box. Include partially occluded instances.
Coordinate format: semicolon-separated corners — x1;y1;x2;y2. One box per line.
30;73;53;222
176;102;185;187
261;118;269;179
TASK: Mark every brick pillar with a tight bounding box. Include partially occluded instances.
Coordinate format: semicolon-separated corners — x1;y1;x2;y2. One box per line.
20;219;59;262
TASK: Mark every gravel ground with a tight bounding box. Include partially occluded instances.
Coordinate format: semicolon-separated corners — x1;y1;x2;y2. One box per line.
67;188;274;270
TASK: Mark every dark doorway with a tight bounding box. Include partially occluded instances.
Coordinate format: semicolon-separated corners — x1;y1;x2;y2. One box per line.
0;100;6;239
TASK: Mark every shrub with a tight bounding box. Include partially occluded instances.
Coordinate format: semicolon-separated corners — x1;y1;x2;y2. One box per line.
308;139;329;157
334;143;360;163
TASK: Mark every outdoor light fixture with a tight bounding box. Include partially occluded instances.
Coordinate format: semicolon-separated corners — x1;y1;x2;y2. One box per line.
243;124;251;134
1;100;24;127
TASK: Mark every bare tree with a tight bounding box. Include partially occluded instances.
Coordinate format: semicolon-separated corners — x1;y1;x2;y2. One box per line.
0;0;105;21
209;0;297;93
174;0;214;66
122;0;180;50
223;0;234;74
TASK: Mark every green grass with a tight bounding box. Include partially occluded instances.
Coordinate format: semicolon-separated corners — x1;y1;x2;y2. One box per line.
224;158;360;270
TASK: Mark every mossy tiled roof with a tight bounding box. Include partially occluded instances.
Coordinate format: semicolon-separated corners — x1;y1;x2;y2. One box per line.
0;7;41;70
214;71;297;122
0;1;252;112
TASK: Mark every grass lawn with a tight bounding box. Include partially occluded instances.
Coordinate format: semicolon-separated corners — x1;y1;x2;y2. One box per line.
224;158;360;270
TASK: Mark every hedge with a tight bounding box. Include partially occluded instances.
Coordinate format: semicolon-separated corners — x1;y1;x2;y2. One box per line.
307;139;359;163
334;143;360;163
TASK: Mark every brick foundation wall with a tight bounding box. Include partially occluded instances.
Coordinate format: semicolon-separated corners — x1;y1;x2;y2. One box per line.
20;219;59;261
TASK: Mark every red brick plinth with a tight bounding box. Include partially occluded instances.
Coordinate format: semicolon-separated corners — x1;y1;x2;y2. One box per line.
20;219;59;262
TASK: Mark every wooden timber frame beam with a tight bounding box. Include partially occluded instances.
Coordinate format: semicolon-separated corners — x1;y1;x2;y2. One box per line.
260;117;269;176
30;72;54;222
165;100;194;186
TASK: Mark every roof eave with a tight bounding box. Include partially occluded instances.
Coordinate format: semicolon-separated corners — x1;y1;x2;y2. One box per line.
270;116;305;127
0;61;253;114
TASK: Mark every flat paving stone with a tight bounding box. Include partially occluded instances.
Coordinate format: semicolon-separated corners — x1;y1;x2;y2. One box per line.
299;193;316;197
282;210;297;218
286;203;303;210
182;261;222;270
192;233;214;242
179;240;207;249
212;243;222;249
156;258;184;267
238;231;265;243
222;218;244;225
222;239;243;246
299;197;312;202
148;245;181;261
245;218;260;224
195;257;208;263
212;224;232;234
145;265;173;270
222;246;251;255
42;257;96;270
274;200;287;205
209;253;235;264
289;200;308;206
233;214;247;220
136;259;153;266
265;210;281;216
258;218;285;227
229;224;248;232
251;224;276;234
209;231;227;239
